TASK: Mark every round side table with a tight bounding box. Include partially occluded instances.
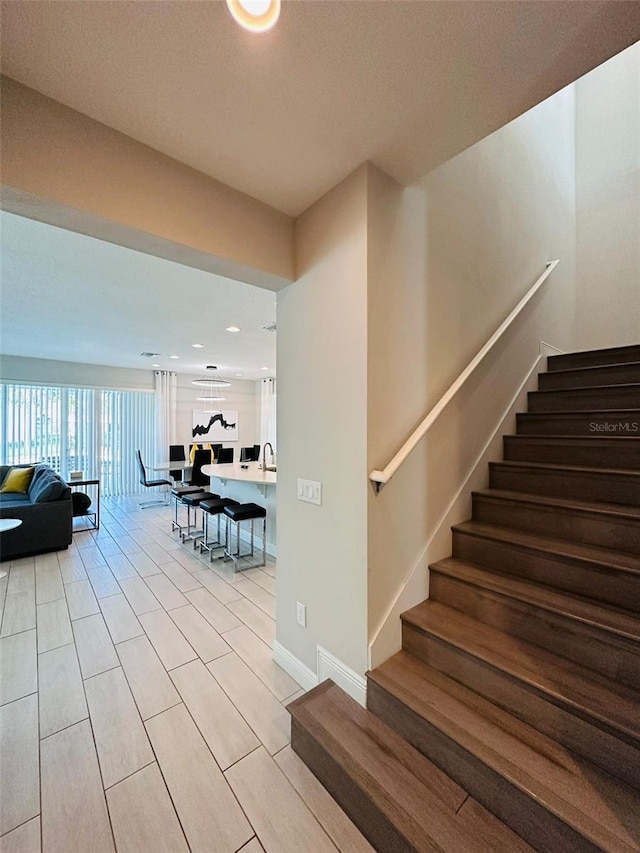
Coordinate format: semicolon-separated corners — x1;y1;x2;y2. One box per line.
0;518;23;579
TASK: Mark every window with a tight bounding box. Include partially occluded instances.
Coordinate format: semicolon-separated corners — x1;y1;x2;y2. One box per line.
0;383;155;496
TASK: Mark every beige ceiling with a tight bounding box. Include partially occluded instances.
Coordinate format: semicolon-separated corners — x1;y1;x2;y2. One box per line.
1;1;639;216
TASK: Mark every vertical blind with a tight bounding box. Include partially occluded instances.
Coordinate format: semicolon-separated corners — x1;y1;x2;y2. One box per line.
0;383;155;496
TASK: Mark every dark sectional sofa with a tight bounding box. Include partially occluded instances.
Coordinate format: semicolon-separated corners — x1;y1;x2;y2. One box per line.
0;464;73;561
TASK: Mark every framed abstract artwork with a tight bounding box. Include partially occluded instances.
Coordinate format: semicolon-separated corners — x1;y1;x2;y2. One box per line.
192;410;239;442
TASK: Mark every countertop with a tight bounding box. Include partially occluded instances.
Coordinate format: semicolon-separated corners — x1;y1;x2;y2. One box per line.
202;462;277;486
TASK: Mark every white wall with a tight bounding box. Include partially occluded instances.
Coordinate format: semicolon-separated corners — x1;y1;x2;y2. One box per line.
367;87;577;665
575;43;640;349
0;354;154;390
1;76;294;291
175;373;260;458
277;165;369;679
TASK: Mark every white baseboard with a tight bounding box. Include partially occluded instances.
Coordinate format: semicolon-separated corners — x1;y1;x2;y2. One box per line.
317;645;367;707
272;641;367;708
272;640;318;692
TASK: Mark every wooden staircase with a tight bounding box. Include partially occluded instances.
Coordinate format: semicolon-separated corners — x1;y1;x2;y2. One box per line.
288;344;640;852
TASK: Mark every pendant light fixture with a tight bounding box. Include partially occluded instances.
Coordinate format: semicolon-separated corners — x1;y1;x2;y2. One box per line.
193;365;230;411
226;0;280;33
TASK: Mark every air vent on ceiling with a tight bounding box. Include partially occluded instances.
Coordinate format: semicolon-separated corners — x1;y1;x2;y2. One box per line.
262;322;276;333
140;352;161;358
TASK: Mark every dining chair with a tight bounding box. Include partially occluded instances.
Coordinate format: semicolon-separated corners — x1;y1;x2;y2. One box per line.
189;449;213;487
169;444;186;483
136;450;172;508
217;448;234;464
240;447;257;462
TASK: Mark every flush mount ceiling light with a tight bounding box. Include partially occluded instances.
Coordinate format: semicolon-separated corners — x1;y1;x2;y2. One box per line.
192;343;204;349
169;355;180;359
226;0;280;33
225;325;241;333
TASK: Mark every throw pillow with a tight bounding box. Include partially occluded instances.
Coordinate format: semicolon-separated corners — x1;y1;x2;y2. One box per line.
31;471;65;503
0;466;34;494
71;492;92;515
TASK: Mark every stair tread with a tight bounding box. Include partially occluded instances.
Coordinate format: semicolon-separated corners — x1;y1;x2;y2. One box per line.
454;519;640;576
431;555;640;641
473;488;640;520
401;600;640;743
544;361;640;377
532;382;640;395
490;459;640;479
288;680;532;853
506;435;640;444
370;652;640;853
548;345;640;370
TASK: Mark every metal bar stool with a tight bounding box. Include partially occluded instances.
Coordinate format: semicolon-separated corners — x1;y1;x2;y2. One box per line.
180;491;219;544
222;502;267;571
170;485;205;534
199;498;239;561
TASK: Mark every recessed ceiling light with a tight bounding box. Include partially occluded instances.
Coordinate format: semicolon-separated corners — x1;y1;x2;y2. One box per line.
261;366;269;371
226;0;280;32
192;343;204;348
225;326;241;333
235;373;243;377
152;363;160;367
169;355;180;359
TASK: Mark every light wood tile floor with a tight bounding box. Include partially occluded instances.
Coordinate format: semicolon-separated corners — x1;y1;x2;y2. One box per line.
0;496;372;853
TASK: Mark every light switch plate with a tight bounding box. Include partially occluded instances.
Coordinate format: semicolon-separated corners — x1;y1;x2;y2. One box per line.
297;478;322;505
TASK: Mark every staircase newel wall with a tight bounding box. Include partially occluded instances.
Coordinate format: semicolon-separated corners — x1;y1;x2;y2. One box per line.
367;87;577;667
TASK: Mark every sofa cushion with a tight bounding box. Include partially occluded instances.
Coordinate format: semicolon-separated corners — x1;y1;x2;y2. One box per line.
0;493;32;506
30;470;66;503
0;466;34;494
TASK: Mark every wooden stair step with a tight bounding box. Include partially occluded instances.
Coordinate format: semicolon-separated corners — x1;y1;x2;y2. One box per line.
528;383;640;413
503;435;640;468
401;601;640;784
472;489;640;557
287;680;533;853
548;344;640;372
516;409;640;436
539;362;640;390
489;460;640;506
453;519;640;611
429;556;640;687
368;651;640;853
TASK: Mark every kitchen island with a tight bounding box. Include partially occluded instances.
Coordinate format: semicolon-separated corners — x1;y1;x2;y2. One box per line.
202;462;277;556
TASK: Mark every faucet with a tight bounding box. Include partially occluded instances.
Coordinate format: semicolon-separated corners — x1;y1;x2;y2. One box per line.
261;442;275;470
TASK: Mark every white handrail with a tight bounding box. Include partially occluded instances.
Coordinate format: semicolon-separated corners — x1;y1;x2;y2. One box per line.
369;260;560;491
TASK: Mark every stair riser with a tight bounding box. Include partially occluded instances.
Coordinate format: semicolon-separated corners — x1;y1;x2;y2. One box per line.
367;679;601;853
516;412;640;436
453;529;640;611
548;346;640;372
290;719;415;853
472;494;640;556
528;386;640;412
539;364;640;390
489;464;640;507
430;572;640;689
402;625;640;789
503;437;640;469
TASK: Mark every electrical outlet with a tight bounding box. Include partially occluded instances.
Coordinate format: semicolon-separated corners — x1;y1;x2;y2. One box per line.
296;601;307;627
